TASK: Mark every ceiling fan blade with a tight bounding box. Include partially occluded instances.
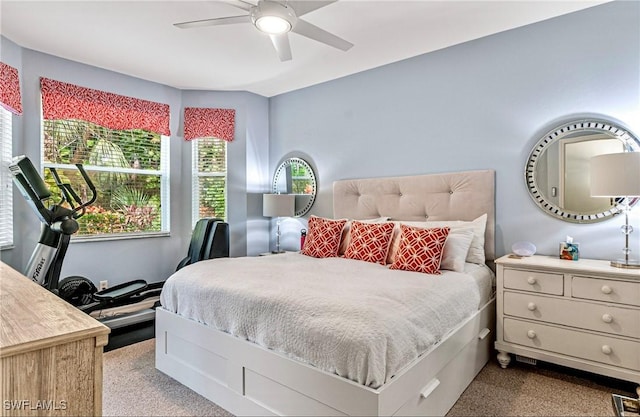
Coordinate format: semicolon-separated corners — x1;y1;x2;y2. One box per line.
174;15;250;29
286;1;336;17
269;33;292;61
220;0;255;12
292;18;353;51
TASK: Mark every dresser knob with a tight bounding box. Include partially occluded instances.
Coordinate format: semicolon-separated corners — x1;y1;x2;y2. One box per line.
602;313;613;323
527;302;537;311
527;276;537;285
601;345;613;355
601;285;612;294
527;330;536;339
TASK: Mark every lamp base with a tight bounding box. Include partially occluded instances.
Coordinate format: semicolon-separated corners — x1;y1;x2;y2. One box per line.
610;259;640;269
271;250;286;254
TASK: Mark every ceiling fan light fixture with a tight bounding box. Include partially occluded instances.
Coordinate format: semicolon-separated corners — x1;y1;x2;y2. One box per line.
255;15;291;34
251;1;297;35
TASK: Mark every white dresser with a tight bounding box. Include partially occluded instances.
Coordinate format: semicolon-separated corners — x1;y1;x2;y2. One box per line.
495;255;640;395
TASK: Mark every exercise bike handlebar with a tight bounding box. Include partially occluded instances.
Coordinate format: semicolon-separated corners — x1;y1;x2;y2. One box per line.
9;156;97;224
49;164;97;218
74;163;98;212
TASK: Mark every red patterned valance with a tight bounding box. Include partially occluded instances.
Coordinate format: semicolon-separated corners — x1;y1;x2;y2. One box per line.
184;107;235;141
0;62;23;115
40;78;170;135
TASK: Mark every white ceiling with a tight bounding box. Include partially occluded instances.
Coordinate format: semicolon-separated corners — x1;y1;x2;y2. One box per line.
1;0;608;97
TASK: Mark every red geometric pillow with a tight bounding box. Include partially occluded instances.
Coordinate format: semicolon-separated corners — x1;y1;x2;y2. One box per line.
338;217;389;255
389;225;450;274
301;216;347;258
344;221;395;265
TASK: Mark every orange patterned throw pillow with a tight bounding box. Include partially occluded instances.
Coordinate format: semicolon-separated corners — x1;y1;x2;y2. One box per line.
344;221;395;265
301;216;348;258
390;225;450;274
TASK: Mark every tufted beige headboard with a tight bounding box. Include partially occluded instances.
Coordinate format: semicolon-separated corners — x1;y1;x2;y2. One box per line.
333;170;496;261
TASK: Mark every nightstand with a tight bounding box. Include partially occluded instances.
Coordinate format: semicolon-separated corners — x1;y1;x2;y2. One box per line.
494;254;640;396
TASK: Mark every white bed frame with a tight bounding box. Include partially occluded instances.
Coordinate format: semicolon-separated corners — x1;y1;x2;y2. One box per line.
156;170;496;416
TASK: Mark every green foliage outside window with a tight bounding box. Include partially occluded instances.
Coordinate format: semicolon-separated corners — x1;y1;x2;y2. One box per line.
291;164;314;194
43;120;166;236
194;138;226;224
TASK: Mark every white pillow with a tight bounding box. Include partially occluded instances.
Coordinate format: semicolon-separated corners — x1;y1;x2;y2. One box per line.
440;228;475;272
424;214;487;264
339;217;390;255
386;214;487;265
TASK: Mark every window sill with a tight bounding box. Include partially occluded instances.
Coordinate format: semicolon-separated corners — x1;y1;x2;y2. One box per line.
71;232;171;243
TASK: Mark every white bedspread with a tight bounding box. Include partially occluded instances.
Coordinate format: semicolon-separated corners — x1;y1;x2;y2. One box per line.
160;252;493;388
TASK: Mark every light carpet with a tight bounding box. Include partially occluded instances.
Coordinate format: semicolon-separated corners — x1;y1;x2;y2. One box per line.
103;339;636;416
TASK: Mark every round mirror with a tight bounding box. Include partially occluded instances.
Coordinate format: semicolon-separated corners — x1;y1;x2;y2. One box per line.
272;157;316;217
526;119;640;223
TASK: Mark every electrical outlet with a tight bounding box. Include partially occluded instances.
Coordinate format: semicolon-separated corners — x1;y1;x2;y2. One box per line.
99;280;108;291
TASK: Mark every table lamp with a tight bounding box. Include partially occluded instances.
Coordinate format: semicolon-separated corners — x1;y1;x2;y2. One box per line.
263;193;295;253
590;152;640;268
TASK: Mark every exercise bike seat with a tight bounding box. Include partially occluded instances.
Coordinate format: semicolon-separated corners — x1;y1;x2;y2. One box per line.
93;279;148;301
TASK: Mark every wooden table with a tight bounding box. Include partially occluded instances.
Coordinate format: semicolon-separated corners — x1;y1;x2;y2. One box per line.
0;262;110;416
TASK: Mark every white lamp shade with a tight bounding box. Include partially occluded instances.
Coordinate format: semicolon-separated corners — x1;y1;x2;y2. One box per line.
590;152;640;197
263;194;295;217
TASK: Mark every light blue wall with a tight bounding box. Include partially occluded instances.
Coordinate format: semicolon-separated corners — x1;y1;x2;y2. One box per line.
0;39;270;285
269;1;640;261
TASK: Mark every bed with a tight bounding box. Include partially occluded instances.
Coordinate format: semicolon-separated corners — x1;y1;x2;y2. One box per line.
156;169;496;416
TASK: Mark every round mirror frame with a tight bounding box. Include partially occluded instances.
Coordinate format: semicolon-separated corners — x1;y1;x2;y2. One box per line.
525;119;640;223
272;157;317;217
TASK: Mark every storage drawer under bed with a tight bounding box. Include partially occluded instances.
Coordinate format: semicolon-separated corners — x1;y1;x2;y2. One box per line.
392;324;492;416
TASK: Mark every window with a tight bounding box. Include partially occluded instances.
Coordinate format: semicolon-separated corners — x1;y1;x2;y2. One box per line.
0;107;13;248
192;137;226;227
183;107;234;227
42;120;169;237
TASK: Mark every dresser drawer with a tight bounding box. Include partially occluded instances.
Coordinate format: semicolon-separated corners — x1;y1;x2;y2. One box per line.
503;318;640;371
503;291;640;338
503;268;563;295
572;276;640;307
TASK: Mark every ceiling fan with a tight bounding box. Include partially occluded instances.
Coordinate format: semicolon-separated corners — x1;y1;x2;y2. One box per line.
174;0;353;62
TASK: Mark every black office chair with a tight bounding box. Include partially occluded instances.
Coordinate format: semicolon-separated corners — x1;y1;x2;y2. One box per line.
176;218;229;271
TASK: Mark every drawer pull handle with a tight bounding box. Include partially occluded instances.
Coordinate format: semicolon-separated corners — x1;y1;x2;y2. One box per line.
527;330;536;339
478;328;491;340
601;285;612;295
420;378;441;399
602;314;613;323
527;276;537;285
527;302;537;311
601;345;613;355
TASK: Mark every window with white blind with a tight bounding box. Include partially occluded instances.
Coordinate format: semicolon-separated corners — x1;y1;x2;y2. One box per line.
42;119;169;238
0;107;13;248
192;137;226;227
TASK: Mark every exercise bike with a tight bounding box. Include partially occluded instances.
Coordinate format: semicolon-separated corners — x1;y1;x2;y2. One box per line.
9;155;231;331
